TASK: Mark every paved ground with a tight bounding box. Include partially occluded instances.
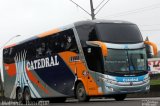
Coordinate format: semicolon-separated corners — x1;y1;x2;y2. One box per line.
1;97;160;106
56;98;160;106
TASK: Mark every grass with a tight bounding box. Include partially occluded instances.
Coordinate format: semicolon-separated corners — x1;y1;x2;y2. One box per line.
150;79;160;85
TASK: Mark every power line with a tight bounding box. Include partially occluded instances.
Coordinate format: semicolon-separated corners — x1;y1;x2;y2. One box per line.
141;29;160;32
70;0;91;16
95;0;111;15
106;3;160;18
139;24;160;27
94;0;106;10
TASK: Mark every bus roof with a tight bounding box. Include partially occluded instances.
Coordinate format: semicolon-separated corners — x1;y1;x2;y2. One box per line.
4;19;135;49
74;19;135;27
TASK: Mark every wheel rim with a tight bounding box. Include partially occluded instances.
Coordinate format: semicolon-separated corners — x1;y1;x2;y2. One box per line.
25;92;30;101
24;89;31;102
17;90;22;102
78;87;85;98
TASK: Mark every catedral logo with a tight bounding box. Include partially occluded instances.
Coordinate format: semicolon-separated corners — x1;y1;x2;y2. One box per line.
27;55;59;70
123;78;138;82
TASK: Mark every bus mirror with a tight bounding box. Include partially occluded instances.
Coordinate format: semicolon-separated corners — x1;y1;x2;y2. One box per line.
144;41;158;57
86;41;108;56
145;43;153;58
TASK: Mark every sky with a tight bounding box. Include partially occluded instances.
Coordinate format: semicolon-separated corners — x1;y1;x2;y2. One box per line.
0;0;160;47
0;0;160;75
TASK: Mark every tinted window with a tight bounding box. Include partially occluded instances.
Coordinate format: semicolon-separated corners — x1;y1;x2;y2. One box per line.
3;29;78;64
3;43;30;64
96;23;143;43
26;40;37;59
104;48;147;74
83;46;104;72
3;48;14;64
75;25;98;46
48;29;79;53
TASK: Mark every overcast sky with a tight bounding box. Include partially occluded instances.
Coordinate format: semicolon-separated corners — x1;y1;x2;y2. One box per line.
0;0;160;47
0;0;160;55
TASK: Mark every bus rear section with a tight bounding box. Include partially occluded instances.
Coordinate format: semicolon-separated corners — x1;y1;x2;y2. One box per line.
2;20;158;103
2;28;81;103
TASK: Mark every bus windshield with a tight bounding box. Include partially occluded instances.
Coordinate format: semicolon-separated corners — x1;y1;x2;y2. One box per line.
104;48;147;74
96;23;143;43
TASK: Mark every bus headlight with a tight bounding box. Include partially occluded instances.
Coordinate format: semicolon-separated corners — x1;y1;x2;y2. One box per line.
146;85;150;90
106;86;114;92
99;77;117;84
143;76;150;83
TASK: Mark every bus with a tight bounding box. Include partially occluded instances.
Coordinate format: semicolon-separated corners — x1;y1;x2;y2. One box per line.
2;20;158;103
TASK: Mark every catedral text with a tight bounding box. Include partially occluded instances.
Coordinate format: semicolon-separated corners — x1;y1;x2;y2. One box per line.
27;55;59;70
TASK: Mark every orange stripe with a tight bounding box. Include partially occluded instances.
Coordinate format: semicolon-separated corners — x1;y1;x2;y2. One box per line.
5;63;49;94
4;63;16;77
76;62;103;96
58;51;78;73
25;67;49;94
59;51;103;96
4;44;16;49
144;41;158;56
37;28;60;38
87;41;108;56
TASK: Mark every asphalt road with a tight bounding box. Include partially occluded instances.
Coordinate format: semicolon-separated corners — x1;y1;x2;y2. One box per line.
1;97;160;106
52;98;160;106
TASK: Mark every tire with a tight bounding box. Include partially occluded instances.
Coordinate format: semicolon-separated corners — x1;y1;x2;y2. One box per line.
76;82;90;102
114;94;126;101
16;88;23;103
23;87;31;104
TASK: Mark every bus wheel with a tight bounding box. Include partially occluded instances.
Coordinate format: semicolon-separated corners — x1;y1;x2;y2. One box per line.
76;82;90;102
114;94;126;101
16;88;23;103
23;87;31;104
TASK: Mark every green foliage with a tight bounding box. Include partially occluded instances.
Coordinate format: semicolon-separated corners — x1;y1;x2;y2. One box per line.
150;79;160;85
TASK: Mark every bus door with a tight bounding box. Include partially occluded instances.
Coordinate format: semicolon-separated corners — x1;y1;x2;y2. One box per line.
83;46;104;95
75;58;90;95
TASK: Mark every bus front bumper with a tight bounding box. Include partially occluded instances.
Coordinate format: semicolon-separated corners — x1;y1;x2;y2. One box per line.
102;81;150;95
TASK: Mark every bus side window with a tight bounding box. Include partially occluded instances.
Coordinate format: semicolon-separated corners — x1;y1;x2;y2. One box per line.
25;40;37;60
3;48;10;64
51;34;62;53
83;46;104;73
45;42;52;55
60;29;79;53
49;29;79;53
36;42;46;58
8;47;16;63
88;29;98;41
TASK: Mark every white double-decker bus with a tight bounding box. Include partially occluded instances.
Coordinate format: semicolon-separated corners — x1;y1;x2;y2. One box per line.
2;20;157;103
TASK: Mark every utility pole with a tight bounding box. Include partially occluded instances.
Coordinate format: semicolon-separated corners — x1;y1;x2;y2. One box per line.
90;0;95;20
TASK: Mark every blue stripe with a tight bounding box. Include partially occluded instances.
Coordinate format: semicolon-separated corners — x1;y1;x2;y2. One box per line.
116;75;146;82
